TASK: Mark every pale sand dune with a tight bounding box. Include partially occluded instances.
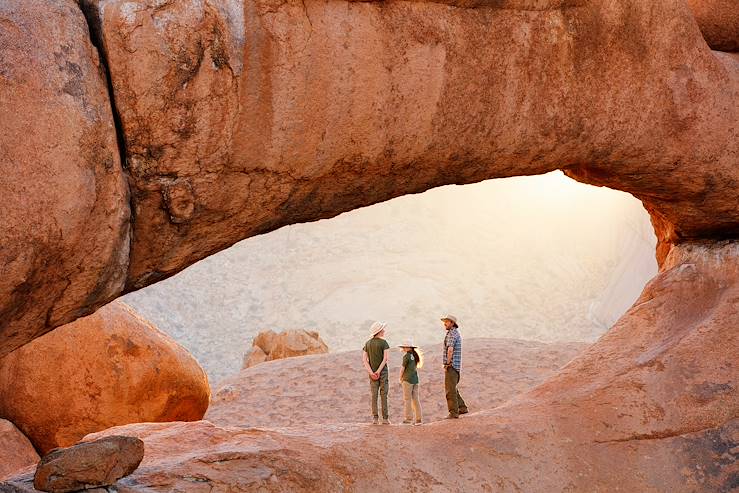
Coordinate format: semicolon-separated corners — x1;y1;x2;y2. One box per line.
207;338;588;427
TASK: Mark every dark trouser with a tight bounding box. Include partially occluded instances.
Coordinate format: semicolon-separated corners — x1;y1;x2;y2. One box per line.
445;367;468;417
370;370;389;419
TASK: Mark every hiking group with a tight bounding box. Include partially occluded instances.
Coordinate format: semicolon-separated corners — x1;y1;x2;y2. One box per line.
362;314;468;425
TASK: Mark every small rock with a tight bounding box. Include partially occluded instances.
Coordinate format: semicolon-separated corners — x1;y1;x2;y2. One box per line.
33;436;143;493
242;330;329;368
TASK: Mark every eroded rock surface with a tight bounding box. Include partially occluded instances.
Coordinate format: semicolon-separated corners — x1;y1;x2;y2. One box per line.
82;0;738;290
242;329;329;368
0;0;736;355
0;0;129;358
0;302;210;454
7;241;730;492
0;420;38;480
687;0;739;52
33;436;143;493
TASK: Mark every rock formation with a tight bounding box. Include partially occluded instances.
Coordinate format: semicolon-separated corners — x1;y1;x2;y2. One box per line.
3;436;144;493
686;0;739;52
1;0;737;355
4;241;733;492
242;330;329;368
0;0;736;490
0;0;129;358
0;302;210;455
0;420;38;480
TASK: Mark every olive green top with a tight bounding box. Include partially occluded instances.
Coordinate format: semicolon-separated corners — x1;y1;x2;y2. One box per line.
363;337;390;373
401;352;419;384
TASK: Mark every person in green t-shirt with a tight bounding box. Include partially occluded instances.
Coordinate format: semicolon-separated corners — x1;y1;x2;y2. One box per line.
398;339;423;425
363;322;391;424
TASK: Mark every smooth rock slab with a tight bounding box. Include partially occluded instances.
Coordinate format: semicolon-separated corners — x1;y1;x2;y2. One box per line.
33;436;143;493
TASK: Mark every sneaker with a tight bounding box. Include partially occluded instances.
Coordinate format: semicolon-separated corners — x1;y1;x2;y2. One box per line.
445;414;459;420
381;419;391;425
459;409;469;415
402;420;413;425
372;417;379;425
414;421;423;426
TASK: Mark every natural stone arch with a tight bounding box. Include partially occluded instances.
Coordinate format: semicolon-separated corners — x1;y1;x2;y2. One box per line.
1;0;737;357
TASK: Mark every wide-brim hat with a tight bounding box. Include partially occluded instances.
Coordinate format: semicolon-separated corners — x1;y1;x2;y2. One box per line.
398;339;417;348
440;314;458;325
370;321;387;337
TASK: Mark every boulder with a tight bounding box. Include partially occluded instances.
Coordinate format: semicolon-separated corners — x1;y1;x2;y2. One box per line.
2;436;143;493
0;302;210;455
242;330;329;369
33;436;144;493
0;420;39;480
0;0;129;358
686;0;739;51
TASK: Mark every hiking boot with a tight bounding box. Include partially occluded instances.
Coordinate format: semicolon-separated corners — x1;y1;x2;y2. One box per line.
445;414;459;420
459;409;469;415
402;420;413;425
372;417;379;425
381;419;391;425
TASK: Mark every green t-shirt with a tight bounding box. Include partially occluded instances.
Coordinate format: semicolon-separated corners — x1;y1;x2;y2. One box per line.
363;337;390;373
401;352;419;384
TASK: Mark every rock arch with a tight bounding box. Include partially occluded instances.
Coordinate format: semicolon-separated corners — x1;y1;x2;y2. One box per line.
1;0;737;355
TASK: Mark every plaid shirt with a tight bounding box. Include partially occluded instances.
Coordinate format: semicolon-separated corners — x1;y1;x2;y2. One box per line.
443;327;462;371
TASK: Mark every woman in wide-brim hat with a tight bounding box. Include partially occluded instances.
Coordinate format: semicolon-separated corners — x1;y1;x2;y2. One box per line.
397;339;423;425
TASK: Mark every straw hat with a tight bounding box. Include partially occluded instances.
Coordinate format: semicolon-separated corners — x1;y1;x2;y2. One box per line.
370;321;387;337
440;314;458;326
398;339;417;348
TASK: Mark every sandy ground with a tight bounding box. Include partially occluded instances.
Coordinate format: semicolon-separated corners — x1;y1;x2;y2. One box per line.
207;338;589;427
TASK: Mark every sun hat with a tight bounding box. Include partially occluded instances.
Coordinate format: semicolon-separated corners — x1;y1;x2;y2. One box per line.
370;321;387;338
440;315;458;326
398;339;417;348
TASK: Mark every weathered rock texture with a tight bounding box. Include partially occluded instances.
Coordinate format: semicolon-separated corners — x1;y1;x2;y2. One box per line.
0;0;737;355
0;302;210;455
242;329;329;368
0;0;129;358
33;436;143;493
0;420;38;480
687;0;739;52
82;0;737;291
3;241;728;492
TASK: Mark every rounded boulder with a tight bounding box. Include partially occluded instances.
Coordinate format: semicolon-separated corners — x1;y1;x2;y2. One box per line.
0;301;210;454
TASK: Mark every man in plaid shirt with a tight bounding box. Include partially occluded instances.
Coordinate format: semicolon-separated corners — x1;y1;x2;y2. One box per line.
441;314;468;419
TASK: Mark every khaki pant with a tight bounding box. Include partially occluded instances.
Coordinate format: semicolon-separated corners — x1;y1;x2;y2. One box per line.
402;381;422;423
445;367;468;417
370;371;389;419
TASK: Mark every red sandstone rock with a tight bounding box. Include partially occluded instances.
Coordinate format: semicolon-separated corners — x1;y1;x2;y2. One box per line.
242;330;329;369
0;0;129;358
16;241;730;492
0;420;38;480
0;302;210;455
687;0;739;52
82;0;738;291
0;0;736;356
33;436;143;493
